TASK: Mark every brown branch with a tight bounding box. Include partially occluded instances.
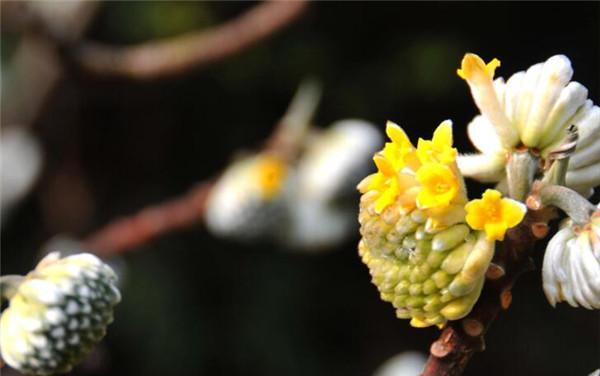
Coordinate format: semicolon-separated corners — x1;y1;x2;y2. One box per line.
421;207;556;376
80;117;294;257
82;181;215;258
80;120;282;257
81;78;320;257
73;0;309;80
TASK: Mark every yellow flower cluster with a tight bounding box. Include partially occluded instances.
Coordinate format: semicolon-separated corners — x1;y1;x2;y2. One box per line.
357;120;527;328
358;120;466;223
358;120;526;241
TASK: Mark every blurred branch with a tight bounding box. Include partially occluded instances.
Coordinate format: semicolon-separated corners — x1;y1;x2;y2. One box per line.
421;208;556;376
82;181;215;258
73;0;309;80
82;80;321;256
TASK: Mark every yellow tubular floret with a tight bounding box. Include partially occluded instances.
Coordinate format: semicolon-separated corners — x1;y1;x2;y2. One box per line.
416;163;459;209
458;53;519;148
465;189;527;241
457;53;501;81
416;120;458;165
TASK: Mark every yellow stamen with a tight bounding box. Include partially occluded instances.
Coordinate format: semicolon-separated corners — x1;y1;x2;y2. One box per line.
256;155;287;199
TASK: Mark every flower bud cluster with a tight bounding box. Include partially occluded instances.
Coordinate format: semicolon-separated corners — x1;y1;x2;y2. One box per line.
543;205;600;309
357;121;525;327
0;252;121;375
456;53;600;195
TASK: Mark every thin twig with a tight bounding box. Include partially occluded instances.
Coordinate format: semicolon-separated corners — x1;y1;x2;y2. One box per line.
82;181;215;257
74;0;309;80
81;79;320;257
421;208;556;376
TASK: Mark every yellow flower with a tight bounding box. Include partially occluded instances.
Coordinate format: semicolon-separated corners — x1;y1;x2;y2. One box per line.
256;154;287;199
416;120;458;165
366;155;418;213
465;189;527;241
456;53;501;81
416;163;459;209
455;53;519;149
381;121;415;169
357;121;417;213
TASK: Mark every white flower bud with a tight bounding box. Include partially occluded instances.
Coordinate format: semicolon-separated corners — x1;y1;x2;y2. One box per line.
0;252;121;375
296;119;382;203
373;351;427;376
284;119;382;250
542;208;600;309
204;153;292;240
458;54;600;195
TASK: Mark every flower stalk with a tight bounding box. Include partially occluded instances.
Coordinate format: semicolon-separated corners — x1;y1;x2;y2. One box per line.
527;182;595;225
506;150;537;201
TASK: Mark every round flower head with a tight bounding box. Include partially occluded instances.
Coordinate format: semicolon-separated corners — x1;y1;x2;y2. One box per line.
542;205;600;309
357;121;499;328
205;152;291;240
0;252;121;375
457;53;600;194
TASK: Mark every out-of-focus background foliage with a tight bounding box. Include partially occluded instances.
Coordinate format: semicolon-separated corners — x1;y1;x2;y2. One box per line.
2;2;599;375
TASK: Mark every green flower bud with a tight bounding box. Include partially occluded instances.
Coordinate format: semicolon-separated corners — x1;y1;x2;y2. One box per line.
440;241;473;274
359;193;495;328
0;252;121;375
431;224;470;252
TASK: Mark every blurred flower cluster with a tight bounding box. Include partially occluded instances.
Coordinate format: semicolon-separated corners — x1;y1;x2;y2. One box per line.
205;82;383;251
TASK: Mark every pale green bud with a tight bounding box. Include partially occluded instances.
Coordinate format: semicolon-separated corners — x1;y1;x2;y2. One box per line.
359;195;494;328
432;224;470;252
0;252;120;375
440;241;473;274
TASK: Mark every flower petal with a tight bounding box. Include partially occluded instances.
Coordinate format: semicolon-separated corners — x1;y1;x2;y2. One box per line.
386;121;413;148
538;82;589;148
521;56;573;147
542;226;574;307
574;105;600;150
466;115;503;154
457;153;505;183
484;222;508;241
500;198;527;228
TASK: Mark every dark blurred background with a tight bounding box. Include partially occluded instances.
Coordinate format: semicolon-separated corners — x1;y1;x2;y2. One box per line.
2;2;599;375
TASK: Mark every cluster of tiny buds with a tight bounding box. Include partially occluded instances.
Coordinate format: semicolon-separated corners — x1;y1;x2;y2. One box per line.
0;252;121;375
